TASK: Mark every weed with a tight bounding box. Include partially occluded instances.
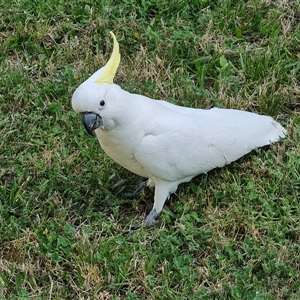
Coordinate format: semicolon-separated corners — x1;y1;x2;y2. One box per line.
0;0;299;299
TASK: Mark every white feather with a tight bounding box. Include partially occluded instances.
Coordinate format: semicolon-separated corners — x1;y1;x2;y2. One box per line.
72;80;286;224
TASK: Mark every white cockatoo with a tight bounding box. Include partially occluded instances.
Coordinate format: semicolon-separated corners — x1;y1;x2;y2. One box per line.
72;32;286;225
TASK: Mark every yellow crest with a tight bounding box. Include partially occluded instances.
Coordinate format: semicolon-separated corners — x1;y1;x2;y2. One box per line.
95;31;120;84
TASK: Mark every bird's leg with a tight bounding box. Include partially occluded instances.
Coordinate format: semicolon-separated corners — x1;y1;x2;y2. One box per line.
130;180;148;199
143;183;172;226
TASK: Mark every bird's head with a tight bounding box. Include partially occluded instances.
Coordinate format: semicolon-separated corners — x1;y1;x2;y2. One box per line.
72;31;122;134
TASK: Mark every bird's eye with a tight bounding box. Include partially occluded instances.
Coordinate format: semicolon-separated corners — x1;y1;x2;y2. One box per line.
100;100;105;107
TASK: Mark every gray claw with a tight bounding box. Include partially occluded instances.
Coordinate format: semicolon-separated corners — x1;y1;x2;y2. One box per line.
131;180;148;199
143;208;160;226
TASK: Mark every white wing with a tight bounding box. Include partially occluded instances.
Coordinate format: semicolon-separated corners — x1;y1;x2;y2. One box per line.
133;102;286;182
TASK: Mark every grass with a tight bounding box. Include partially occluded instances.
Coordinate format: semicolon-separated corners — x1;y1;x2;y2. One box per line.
0;0;299;298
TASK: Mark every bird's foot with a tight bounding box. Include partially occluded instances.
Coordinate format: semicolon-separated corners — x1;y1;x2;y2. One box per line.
143;208;160;226
130;180;148;199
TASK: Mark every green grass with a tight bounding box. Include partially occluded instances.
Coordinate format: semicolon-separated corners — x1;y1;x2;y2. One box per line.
0;0;299;298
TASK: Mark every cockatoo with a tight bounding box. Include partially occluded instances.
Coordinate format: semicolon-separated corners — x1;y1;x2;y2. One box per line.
72;32;286;225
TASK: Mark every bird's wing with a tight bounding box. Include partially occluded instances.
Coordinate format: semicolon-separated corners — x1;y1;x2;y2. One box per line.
133;105;286;182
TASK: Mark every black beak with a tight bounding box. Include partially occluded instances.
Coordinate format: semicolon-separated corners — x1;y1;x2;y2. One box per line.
81;113;103;135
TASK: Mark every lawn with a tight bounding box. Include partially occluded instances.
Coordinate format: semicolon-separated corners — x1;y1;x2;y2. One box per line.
0;0;299;299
